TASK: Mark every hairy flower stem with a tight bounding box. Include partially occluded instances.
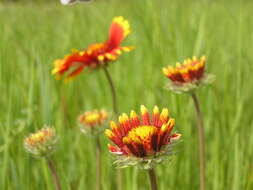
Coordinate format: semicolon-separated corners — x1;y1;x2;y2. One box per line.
95;136;102;190
148;168;158;190
103;66;122;190
191;92;205;190
47;159;62;190
103;67;119;115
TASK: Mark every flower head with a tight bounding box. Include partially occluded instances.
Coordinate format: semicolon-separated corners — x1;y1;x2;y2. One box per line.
24;127;57;157
105;105;181;169
52;16;132;81
162;56;214;93
79;109;108;134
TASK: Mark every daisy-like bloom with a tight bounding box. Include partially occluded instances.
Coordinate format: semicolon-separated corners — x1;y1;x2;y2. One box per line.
105;105;181;169
162;56;214;93
24;127;57;157
52;16;132;81
79;109;108;134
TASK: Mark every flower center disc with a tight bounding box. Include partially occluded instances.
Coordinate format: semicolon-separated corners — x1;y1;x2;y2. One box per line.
85;113;100;123
123;126;157;144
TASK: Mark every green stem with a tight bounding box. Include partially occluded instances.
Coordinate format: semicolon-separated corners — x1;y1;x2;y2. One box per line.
95;136;102;190
191;92;206;190
103;67;119;115
47;159;62;190
102;66;122;190
148;168;158;190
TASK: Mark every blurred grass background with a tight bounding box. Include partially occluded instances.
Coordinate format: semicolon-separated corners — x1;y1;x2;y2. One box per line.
0;0;253;189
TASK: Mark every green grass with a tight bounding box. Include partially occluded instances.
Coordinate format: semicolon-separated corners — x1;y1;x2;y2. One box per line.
0;0;253;189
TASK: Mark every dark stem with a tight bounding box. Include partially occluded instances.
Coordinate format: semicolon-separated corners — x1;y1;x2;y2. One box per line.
47;159;62;190
95;136;102;190
148;168;158;190
191;92;206;190
102;66;122;190
103;67;119;115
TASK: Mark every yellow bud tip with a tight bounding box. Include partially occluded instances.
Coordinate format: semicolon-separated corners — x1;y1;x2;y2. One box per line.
181;68;188;74
167;66;174;73
113;16;123;22
105;129;113;138
122;113;129;122
110;121;117;130
116;49;122;55
105;53;112;59
161;123;168;132
140;105;148;115
176;62;181;68
161;108;169;118
168;118;175;127
162;68;169;75
53;60;60;67
153;106;159;114
52;68;58;75
130;110;137;118
98;55;104;61
79;51;85;56
192;56;197;61
118;115;123;123
122;47;132;52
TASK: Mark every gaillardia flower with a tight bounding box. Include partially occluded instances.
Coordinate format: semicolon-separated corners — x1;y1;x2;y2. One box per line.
79;109;108;134
24;127;57;157
105;105;181;169
162;56;214;93
52;16;132;81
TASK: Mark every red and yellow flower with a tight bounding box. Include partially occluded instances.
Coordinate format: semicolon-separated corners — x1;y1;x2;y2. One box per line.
79;109;108;134
163;56;206;84
52;16;132;81
105;105;181;168
24;127;57;157
162;56;214;93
